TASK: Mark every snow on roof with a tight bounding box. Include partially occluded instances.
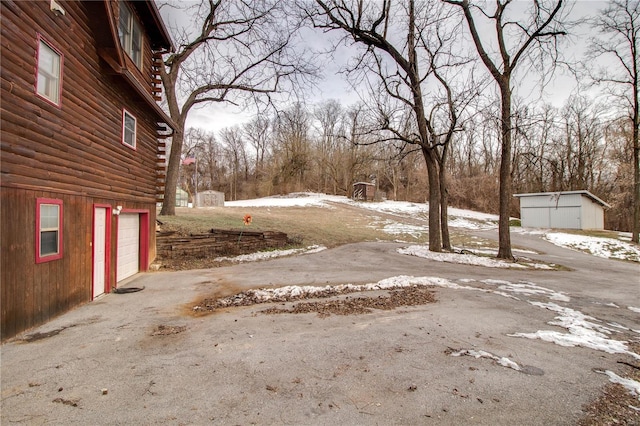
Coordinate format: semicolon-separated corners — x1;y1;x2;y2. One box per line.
513;190;610;208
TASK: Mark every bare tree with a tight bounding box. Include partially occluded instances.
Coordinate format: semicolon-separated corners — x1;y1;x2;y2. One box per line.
243;116;272;181
339;104;376;195
220;126;247;201
443;0;569;259
159;0;311;215
304;0;475;251
313;100;345;193
272;103;312;192
586;0;639;242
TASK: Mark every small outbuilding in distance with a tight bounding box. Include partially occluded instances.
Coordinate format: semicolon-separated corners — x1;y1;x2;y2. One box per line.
513;190;610;230
197;190;225;207
352;182;376;201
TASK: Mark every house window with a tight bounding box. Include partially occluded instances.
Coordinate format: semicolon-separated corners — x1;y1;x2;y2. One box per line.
122;109;136;149
36;198;63;263
36;36;62;105
118;1;142;68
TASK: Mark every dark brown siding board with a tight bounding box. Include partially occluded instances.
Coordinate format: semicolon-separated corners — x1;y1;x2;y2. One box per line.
2;190;19;337
1;188;35;337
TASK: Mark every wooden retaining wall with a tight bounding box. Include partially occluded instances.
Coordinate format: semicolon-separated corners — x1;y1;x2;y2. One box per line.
157;229;289;260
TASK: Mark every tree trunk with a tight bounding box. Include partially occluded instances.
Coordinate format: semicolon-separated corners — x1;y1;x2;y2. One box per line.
439;162;451;251
497;80;514;259
422;146;442;251
633;100;639;243
633;66;640;242
160;127;184;216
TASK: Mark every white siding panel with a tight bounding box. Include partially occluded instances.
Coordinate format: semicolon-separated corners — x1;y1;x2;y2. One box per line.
549;207;581;229
581;197;604;230
521;207;550;228
117;214;139;282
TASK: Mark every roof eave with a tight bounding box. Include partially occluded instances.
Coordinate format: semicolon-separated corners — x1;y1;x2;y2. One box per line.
513;190;610;208
121;69;176;131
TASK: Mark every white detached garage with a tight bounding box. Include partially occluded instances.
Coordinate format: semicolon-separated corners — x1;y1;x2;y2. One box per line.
514;190;609;230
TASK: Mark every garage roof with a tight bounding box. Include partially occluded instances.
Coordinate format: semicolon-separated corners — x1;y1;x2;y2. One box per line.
513;190;610;208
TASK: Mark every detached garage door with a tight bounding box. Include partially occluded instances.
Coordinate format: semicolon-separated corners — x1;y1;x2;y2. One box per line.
117;213;140;282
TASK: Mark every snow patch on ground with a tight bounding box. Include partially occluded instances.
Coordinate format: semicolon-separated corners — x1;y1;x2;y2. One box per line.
600;370;640;401
214;245;326;263
224;192;345;208
510;302;640;360
448;217;496;230
629;307;640;314
544;232;640;262
376;220;429;238
451;349;522;372
211;275;458;307
486;281;570;302
398;246;525;268
397;245;555;270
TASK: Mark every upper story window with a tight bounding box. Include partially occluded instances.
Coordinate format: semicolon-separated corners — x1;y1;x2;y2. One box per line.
118;1;142;69
36;36;62;105
36;198;63;263
122;109;137;149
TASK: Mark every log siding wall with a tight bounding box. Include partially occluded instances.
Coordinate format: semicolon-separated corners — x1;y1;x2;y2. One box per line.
1;0;168;339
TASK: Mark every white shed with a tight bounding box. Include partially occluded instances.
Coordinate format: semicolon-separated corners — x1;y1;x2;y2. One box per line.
196;190;225;207
513;190;610;230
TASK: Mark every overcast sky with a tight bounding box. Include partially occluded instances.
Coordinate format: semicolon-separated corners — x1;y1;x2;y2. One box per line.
159;1;609;134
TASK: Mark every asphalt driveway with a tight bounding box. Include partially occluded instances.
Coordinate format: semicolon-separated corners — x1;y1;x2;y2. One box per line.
2;232;639;425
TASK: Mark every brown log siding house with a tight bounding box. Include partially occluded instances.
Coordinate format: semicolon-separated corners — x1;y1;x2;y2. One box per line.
1;0;174;339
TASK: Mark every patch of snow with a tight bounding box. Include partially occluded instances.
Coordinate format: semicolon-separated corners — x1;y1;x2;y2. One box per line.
513;228;548;236
629;307;640;313
213;275;460;307
544;232;640;262
225;193;345;208
398;246;528;269
447;207;499;222
510;302;640;360
481;279;513;286
599;370;640;401
350;200;428;216
607;322;632;331
473;247;538;256
480;280;569;302
214;245;326;263
499;283;570;302
376;220;428;238
451;349;522;372
447;217;495;230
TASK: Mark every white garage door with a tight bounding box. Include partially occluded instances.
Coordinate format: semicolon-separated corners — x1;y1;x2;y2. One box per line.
117;213;140;282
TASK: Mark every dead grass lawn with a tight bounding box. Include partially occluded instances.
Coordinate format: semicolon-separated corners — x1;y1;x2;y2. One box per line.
157;203;431;248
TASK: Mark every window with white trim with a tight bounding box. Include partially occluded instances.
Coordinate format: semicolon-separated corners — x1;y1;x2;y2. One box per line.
36;198;63;263
36;37;62;105
118;1;142;68
122;109;137;149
